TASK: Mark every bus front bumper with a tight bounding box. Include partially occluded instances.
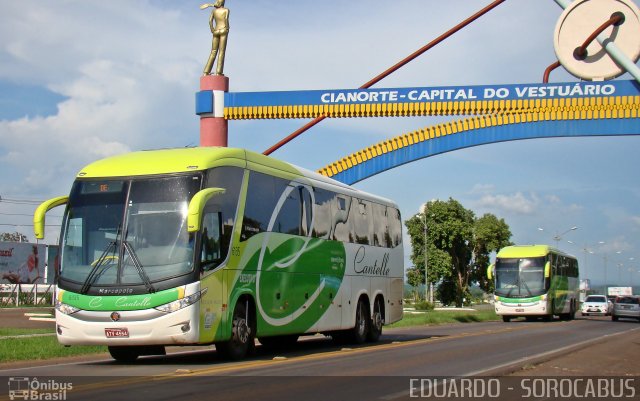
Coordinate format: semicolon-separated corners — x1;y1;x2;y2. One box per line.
495;300;548;316
55;303;200;346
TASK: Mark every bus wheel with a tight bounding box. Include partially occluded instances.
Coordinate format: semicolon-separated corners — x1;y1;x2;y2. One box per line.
217;299;255;360
367;298;383;342
108;346;140;363
546;301;556;321
502;316;511;322
570;300;576;320
351;299;370;344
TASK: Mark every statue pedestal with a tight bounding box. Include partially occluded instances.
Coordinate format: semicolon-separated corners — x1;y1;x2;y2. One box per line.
199;75;228;147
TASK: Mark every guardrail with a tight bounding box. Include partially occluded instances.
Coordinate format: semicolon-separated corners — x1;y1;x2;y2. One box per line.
0;284;55;307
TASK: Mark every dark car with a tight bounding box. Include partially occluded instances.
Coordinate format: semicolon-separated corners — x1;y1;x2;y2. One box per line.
611;296;640;322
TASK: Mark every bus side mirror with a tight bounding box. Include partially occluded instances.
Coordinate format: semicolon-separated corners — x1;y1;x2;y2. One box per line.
544;261;551;278
487;264;494;280
187;188;226;232
33;196;69;239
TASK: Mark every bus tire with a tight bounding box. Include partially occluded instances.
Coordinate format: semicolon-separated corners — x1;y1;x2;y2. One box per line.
350;298;370;344
569;300;576;320
108;346;140;363
502;316;511;322
216;298;255;360
544;301;555;321
367;297;384;343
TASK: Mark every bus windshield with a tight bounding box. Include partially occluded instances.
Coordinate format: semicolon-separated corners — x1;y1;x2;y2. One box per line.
494;256;546;298
59;174;202;293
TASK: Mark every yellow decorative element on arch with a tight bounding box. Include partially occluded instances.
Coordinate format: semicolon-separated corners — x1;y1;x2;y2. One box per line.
225;95;639;120
316;95;640;178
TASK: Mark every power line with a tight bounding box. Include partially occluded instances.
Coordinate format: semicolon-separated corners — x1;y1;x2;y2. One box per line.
0;199;44;205
0;212;62;218
0;223;61;227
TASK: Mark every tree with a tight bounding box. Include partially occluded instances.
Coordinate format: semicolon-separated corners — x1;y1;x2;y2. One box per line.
405;198;512;307
1;231;28;242
406;267;424;302
471;213;512;294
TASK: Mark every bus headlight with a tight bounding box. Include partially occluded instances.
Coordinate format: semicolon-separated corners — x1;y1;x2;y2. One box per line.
56;301;80;315
154;288;207;314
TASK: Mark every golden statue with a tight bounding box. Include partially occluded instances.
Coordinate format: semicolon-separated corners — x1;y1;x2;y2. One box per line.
201;1;230;76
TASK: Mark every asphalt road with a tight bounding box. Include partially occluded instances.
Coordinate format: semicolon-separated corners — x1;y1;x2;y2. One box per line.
1;316;638;401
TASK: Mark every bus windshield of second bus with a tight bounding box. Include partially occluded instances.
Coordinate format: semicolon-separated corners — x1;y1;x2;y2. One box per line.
494;256;546;298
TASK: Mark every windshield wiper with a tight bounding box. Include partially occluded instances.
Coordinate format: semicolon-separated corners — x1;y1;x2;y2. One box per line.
123;241;156;293
80;240;117;295
521;278;533;297
80;225;122;294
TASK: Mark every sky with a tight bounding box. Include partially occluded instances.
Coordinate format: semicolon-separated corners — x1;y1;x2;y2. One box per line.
0;0;639;289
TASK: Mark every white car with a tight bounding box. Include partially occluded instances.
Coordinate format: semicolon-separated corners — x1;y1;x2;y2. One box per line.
581;295;612;316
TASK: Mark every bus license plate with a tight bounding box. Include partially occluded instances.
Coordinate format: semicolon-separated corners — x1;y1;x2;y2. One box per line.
105;328;129;338
515;308;524;312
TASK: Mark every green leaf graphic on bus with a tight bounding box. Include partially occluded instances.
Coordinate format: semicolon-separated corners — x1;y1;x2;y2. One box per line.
240;181;347;334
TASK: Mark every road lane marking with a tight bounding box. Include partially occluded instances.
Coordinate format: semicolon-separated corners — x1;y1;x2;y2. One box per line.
0;319;594;400
378;325;640;401
463;325;640;377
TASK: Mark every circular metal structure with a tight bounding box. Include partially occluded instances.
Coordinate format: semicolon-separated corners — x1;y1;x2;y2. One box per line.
554;0;640;80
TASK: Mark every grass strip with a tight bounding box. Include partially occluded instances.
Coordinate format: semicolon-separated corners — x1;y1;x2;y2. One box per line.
388;308;499;328
0;328;54;337
0;331;106;363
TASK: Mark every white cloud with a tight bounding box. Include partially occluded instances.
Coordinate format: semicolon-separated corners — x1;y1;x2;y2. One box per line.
476;192;539;215
469;184;496;195
0;1;204;197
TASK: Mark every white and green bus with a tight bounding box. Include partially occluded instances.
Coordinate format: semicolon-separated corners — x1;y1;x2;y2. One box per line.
34;147;404;361
487;245;579;322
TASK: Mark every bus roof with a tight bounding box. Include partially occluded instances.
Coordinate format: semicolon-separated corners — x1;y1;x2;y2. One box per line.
496;245;576;259
75;147;397;206
78;147;250;177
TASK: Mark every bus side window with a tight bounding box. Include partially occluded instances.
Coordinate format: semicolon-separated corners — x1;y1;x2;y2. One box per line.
389;207;402;247
203;166;243;264
350;199;373;245
312;188;333;239
332;195;352;242
201;212;222;271
241;172;276;241
300;186;313;237
273;185;302;235
373;203;389;247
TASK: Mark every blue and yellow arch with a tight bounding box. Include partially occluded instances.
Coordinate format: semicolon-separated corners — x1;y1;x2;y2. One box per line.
317;105;639;184
198;80;640;185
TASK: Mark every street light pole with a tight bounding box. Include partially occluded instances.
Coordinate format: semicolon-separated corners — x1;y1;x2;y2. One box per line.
423;211;429;303
538;226;577;247
573;241;605;289
552;226;578;247
603;254;608;294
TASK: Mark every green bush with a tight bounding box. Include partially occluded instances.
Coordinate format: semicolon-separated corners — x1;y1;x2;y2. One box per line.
414;300;435;311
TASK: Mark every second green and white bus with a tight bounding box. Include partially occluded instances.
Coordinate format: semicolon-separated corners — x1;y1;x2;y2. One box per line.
488;245;579;322
34;147;404;361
